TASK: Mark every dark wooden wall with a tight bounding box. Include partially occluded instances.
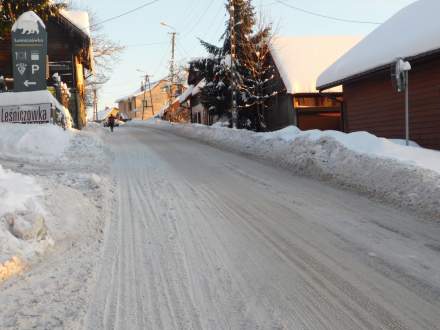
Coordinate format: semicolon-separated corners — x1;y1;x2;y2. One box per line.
0;34;13;88
0;17;90;128
344;56;440;150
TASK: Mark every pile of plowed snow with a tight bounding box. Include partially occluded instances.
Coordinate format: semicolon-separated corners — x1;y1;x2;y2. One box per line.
0;164;52;282
140;120;440;217
0;123;72;162
0;123;107;282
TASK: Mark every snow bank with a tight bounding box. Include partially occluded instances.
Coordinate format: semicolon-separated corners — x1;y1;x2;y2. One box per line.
0;165;52;281
265;128;440;174
0;123;73;162
0;90;73;129
142;121;440;217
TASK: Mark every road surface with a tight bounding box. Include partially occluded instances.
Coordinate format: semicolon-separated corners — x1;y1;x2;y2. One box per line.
85;124;440;329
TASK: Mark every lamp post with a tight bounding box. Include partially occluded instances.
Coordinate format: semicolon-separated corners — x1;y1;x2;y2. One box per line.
394;58;412;146
228;1;238;129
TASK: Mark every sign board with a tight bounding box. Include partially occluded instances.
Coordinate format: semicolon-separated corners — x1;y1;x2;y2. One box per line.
12;11;48;92
0;104;51;123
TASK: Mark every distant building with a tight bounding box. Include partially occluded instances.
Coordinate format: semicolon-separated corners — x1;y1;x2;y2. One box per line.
0;10;93;129
266;36;361;131
116;79;183;121
318;0;440;150
97;107;119;122
163;86;193;123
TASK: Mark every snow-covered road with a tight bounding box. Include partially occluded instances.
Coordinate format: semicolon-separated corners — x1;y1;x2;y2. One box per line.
85;125;440;329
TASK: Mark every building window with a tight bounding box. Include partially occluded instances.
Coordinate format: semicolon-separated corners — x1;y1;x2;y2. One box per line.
294;96;339;108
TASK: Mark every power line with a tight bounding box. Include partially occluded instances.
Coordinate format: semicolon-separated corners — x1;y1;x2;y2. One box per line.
124;41;168;48
90;0;161;28
275;0;382;25
181;0;216;38
200;0;226;42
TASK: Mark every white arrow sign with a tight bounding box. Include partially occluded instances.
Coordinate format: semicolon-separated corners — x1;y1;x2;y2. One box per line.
24;80;37;87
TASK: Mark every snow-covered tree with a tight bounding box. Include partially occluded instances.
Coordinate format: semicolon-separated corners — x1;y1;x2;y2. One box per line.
192;0;279;131
235;22;279;131
0;0;66;37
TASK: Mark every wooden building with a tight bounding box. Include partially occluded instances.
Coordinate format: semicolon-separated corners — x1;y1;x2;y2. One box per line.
164;85;193;123
116;79;183;121
189;79;210;124
0;10;93;129
318;0;440;150
266;36;360;131
186;63;210;125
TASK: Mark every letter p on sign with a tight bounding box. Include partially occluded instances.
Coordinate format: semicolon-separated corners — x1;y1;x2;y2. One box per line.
32;64;39;75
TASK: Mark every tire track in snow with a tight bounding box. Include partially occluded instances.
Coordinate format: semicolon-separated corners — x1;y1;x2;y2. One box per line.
84;127;440;330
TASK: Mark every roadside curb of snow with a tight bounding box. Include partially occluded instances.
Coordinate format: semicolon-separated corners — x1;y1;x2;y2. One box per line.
144;121;440;219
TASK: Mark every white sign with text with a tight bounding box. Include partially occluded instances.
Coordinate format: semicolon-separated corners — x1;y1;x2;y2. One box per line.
0;103;51;123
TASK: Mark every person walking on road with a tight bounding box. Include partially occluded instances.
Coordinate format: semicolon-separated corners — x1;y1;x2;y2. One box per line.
108;114;116;132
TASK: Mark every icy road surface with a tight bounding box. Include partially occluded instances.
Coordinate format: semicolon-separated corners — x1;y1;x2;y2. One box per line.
85;125;440;330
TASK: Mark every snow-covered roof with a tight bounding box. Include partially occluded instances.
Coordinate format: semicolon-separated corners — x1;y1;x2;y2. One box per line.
178;85;194;103
192;79;206;96
270;36;361;94
115;80;162;103
60;10;91;38
317;0;440;90
12;11;46;34
97;107;118;121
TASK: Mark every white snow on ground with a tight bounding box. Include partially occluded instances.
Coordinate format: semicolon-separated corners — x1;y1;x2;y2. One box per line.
141;120;440;217
0;91;73;128
263;128;440;174
0;164;52;278
86;126;440;329
0;123;113;329
0;123;72;162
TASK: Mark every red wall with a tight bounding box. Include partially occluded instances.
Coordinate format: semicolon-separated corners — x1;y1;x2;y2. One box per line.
344;56;440;150
298;112;341;131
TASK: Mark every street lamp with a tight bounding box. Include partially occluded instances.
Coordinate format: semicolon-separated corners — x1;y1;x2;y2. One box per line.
160;21;176;31
392;58;412;146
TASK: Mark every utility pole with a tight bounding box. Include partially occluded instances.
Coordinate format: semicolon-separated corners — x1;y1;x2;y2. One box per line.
142;78;147;120
168;31;177;121
141;73;155;120
229;0;238;129
405;70;410;146
93;88;98;121
146;74;155;116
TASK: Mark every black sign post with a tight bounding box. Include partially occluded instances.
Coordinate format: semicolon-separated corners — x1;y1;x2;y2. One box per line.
12;11;47;92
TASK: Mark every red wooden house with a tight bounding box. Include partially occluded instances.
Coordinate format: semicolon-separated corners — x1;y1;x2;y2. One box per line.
317;0;440;150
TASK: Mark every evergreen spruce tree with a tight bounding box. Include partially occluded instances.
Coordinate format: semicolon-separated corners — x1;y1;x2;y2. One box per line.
0;0;65;37
236;23;279;131
192;0;278;130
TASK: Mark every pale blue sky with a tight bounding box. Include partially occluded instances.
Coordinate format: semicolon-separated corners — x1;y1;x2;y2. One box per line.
71;0;415;109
